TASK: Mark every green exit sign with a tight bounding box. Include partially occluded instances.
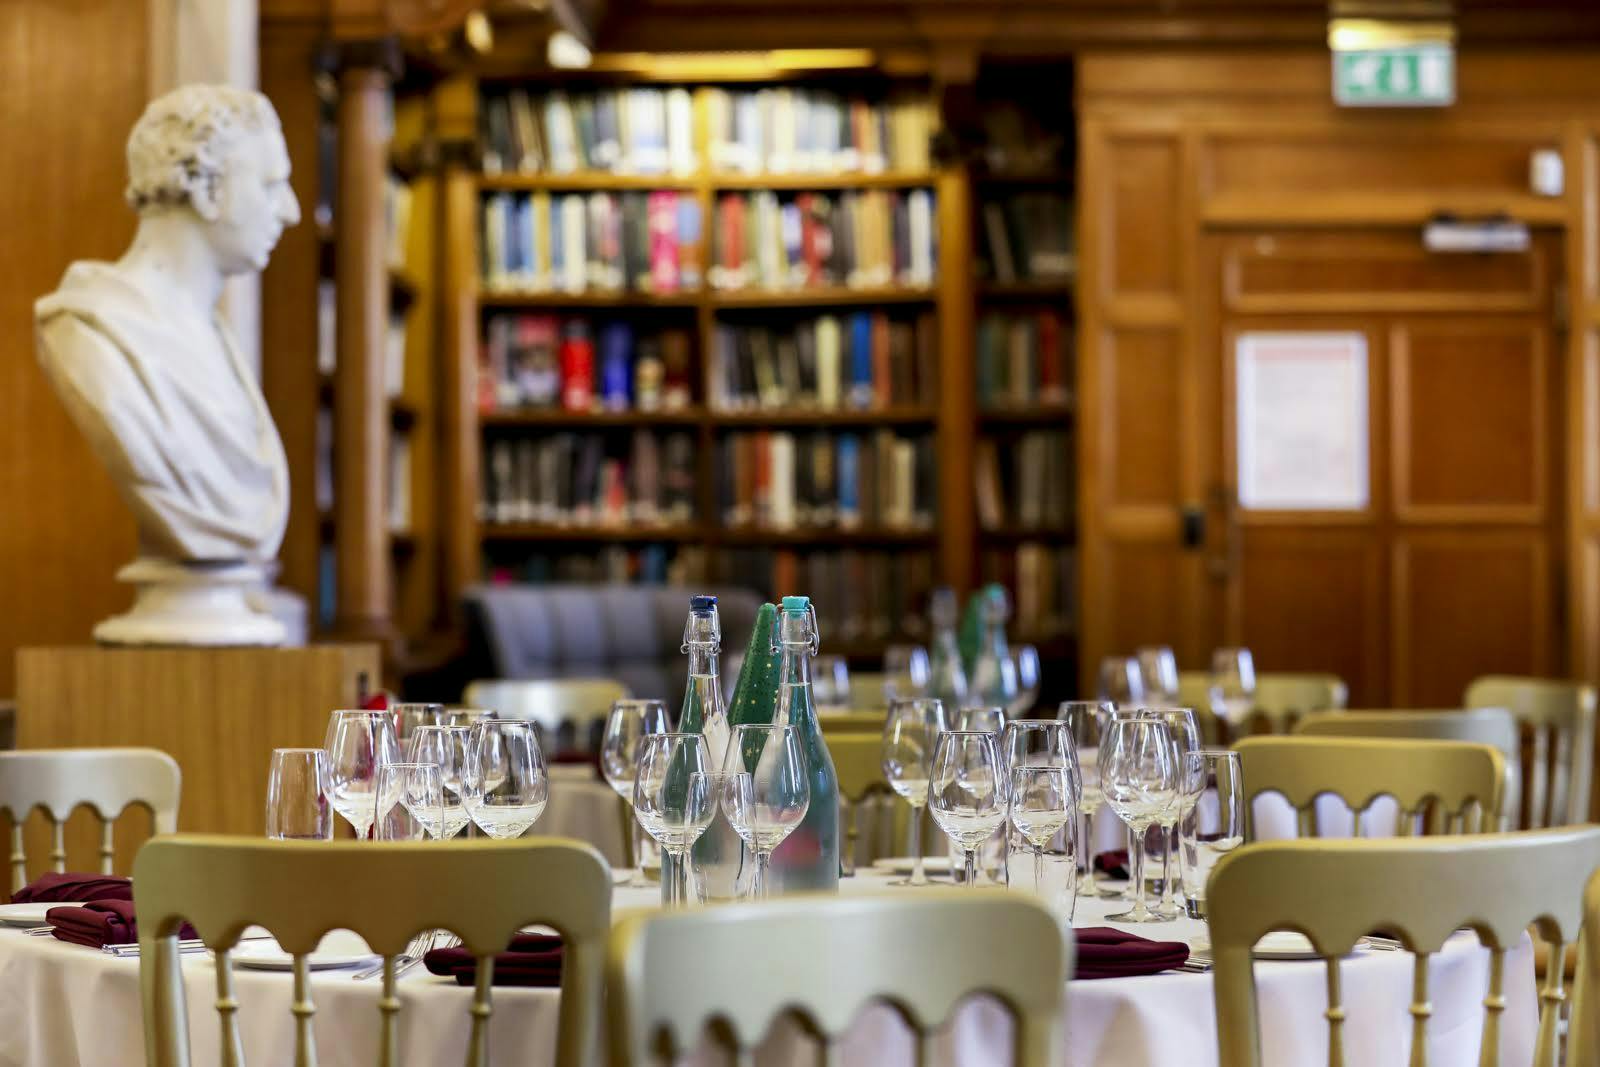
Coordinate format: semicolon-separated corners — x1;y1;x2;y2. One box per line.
1333;45;1454;107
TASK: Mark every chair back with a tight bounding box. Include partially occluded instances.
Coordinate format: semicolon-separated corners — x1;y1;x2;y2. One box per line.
134;835;610;1067
606;891;1069;1067
1233;736;1504;838
817;709;887;735
1208;826;1600;1067
0;747;180;892
848;671;890;712
1174;671;1346;738
1295;708;1523;827
1569;863;1600;1063
464;677;628;753
826;732;897;872
1465;674;1597;827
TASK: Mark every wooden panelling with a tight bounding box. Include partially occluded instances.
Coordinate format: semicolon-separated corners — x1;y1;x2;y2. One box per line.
1393;534;1552;706
0;0;149;696
1391;320;1548;521
1101;135;1181;299
1104;542;1184;656
1103;329;1182;507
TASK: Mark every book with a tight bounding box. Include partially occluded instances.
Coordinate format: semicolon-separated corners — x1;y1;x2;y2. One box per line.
707;312;932;413
558;322;595;411
976;310;1073;409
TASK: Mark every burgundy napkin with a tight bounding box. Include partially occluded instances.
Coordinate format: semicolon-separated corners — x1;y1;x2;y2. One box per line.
1074;926;1189;979
1094;850;1130;880
424;934;564;987
45;899;197;948
11;872;133;904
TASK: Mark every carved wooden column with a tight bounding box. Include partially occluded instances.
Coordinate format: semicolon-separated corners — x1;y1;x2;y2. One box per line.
332;44;397;644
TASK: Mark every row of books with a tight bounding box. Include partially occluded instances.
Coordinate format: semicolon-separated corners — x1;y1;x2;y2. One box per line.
979;544;1077;638
721;431;935;531
704;88;933;175
481;431;696;527
710;311;937;411
975;431;1073;530
976;311;1072;409
481;191;703;295
980;193;1075;283
481;87;696;176
479;314;695;413
486;544;693;586
316;280;407;396
709;189;936;291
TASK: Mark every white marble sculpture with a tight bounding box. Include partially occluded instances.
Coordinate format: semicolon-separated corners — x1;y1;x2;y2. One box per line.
34;85;302;646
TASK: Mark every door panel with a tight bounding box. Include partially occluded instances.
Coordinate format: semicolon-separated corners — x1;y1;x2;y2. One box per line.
1105;328;1183;506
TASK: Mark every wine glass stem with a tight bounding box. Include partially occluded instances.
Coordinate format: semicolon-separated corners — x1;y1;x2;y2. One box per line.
1166;822;1183;910
1160;824;1174;911
963;847;979;888
1033;845;1043;894
756;850;771;899
631;816;645;870
1131;830;1151;919
908;804;926;886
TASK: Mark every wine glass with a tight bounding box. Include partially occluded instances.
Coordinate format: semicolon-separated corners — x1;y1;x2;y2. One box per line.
407;725;473;839
1001;720;1078;889
1147;706;1203;920
265;748;335;841
1181;748;1245;919
1136;647;1180;704
1209;648;1257;729
325;709;400;839
1009;645;1042;717
391;702;445;746
928;731;1008;889
813;654;851;710
719;724;810;898
1009;765;1077;896
462;719;549;839
374;762;447;840
633;732;714;907
444;707;497;728
1101;717;1177;922
1097;656;1146;705
600;699;670;888
955;706;1007;734
881;697;947;886
1057;701;1112;896
883;644;932;702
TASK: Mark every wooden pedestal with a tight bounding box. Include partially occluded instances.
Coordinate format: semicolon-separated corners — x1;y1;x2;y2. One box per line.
10;644;379;883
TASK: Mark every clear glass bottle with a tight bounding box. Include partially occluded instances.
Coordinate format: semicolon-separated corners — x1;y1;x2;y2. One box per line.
768;595;841;893
967;583;1019;711
926;586;969;712
664;594;742;903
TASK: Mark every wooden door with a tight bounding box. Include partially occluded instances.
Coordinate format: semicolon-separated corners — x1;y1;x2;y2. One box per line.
1208;230;1564;706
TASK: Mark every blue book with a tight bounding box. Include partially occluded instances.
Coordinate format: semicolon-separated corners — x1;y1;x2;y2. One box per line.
677;196;702;289
512;195;531;282
548;195;564;285
836;434;860;525
848;312;873;409
599;322;634;411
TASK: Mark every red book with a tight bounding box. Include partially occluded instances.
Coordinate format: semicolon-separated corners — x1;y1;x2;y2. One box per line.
753;432;771;526
559;323;594;411
1038;311;1067;404
648;191;679;293
798;193;821;287
718;193;745;288
772;549;798;598
871;313;892;409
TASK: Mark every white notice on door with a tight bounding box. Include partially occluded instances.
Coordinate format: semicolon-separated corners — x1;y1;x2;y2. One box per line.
1236;332;1369;511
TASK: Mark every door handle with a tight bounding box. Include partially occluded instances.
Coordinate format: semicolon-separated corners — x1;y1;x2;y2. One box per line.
1180;506;1205;549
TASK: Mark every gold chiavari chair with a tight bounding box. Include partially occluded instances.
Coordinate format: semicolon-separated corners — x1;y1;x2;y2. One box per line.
1567;863;1600;1062
606;891;1069;1067
826;731;897;873
817;709;887;735
464;677;628;753
1233;736;1505;839
1209;826;1600;1067
1465;675;1597;827
134;836;610;1067
1176;671;1347;739
0;747;179;892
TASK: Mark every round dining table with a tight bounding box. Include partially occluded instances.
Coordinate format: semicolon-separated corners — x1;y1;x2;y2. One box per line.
0;860;1535;1067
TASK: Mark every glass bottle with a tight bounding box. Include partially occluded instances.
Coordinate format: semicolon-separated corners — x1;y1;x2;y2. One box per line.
967;584;1019;711
768;595;841;893
926;586;969;712
664;594;741;903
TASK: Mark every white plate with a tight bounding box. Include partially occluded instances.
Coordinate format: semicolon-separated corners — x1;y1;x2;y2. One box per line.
227;930;379;971
869;857;955;876
1191;932;1324;961
0;904;53;927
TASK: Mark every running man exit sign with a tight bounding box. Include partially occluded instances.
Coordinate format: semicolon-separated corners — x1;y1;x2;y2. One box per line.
1330;19;1455;108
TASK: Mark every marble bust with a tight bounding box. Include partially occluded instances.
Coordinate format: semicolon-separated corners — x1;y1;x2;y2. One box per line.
35;85;301;645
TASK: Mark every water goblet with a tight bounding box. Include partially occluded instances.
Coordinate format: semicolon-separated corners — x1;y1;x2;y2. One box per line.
1136;647;1180;704
600;699;670;887
881;697;947;886
1101;717;1177;922
883;644;932;702
407;725;473;839
1209;648;1257;730
1057;701;1113;896
929;731;1008;889
719;724;810;898
1098;656;1146;705
325;709;401;839
1009;764;1078;899
633;732;715;907
1147;706;1203;920
374;762;447;840
462;719;549;839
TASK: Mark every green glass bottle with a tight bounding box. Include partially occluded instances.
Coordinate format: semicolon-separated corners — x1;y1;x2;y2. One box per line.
767;595;841;893
926;586;969;713
968;583;1019;711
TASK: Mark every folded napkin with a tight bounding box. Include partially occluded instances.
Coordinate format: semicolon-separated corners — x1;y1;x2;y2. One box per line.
46;899;197;949
11;872;133;904
1093;850;1130;880
424;934;563;987
1074;927;1189;980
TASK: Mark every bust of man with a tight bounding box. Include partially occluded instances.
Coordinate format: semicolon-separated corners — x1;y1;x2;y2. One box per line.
35;85;301;644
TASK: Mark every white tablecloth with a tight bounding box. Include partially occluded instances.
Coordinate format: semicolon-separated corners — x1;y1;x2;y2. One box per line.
0;869;1535;1067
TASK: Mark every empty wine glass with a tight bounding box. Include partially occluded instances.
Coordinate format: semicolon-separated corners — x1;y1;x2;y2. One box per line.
462;719;549;839
1057;701;1112;896
1181;748;1245;919
1009;765;1077;896
1136;647;1180;704
1209;648;1257;729
407;725;472;838
375;762;446;840
444;707;497;728
265;748;335;841
881;697;946;886
955;706;1007;734
813;654;851;710
719;724;810;898
391;702;445;746
1098;656;1146;705
1147;707;1203;920
1101;717;1177;923
929;731;1008;889
600;699;669;888
325;709;400;839
633;732;715;907
1000;720;1078;888
1009;645;1042;717
883;644;932;702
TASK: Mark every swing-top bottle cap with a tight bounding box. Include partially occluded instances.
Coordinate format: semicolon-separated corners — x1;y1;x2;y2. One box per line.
780;595;810;612
690;594;717;611
683;594;721;651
